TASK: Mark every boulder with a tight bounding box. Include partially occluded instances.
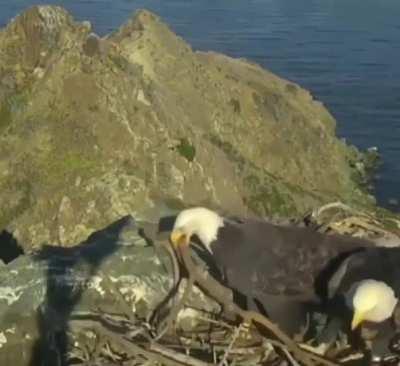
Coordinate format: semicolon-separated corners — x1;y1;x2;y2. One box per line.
0;214;218;365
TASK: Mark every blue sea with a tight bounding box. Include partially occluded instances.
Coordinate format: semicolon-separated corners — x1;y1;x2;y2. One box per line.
1;0;399;210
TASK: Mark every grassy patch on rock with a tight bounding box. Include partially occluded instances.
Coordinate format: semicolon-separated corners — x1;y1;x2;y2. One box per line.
0;100;12;131
0;92;28;132
0;180;31;230
176;138;196;162
37;152;101;187
207;133;323;217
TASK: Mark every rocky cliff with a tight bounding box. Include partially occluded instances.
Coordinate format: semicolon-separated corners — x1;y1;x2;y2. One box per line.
0;6;374;250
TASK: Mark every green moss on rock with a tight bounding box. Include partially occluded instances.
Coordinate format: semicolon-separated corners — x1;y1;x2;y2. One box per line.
0;101;12;131
0;92;28;131
243;173;296;216
176;138;196;162
207;134;246;169
37;152;100;186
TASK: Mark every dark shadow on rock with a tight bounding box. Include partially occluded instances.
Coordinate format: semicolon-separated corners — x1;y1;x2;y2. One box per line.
158;215;177;233
0;230;25;264
29;215;136;366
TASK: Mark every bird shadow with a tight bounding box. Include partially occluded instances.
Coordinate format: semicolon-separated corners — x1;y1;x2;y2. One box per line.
26;214;144;366
0;229;25;264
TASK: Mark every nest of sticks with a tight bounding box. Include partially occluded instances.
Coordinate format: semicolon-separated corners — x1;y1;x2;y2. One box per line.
65;202;400;366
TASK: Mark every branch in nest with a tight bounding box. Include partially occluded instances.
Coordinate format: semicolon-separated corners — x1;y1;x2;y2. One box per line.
218;323;244;366
149;238;182;334
69;316;212;366
154;276;195;340
335;217;388;235
312;202;355;220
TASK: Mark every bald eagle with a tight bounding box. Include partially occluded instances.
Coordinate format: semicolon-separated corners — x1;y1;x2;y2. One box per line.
322;247;400;359
169;207;376;337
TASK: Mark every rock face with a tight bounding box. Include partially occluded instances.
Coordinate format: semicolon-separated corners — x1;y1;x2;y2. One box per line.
0;6;373;249
0;215;218;365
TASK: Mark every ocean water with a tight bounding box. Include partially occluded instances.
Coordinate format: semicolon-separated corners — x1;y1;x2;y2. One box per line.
1;0;399;210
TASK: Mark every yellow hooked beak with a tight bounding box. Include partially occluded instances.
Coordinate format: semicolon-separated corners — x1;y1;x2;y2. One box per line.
170;229;190;248
351;310;366;330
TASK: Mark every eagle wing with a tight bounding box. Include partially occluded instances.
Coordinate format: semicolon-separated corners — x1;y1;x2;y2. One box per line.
211;219;372;299
329;247;400;298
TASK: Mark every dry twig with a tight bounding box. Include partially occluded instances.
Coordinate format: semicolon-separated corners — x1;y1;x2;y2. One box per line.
218;323;244;366
149;238;183;335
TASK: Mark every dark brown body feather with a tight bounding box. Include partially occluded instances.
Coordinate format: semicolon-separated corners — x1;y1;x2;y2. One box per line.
207;219;374;335
211;219;373;297
326;247;400;358
330;247;400;298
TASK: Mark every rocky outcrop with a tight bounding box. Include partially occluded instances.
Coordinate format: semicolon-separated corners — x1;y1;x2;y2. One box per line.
0;6;375;249
0;215;218;365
